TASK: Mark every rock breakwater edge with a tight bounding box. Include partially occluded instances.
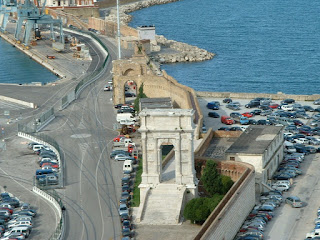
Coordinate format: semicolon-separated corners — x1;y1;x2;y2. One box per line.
105;0;215;63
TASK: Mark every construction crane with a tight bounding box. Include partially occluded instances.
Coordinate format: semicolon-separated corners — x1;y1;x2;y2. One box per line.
0;0;17;32
15;0;64;46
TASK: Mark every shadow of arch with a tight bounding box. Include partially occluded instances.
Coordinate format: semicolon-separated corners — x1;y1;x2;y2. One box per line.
123;68;135;76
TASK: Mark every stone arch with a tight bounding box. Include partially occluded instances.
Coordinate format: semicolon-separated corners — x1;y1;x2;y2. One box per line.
123;68;135;76
139;109;198;196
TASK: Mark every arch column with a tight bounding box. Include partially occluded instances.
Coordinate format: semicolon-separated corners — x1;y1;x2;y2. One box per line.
175;137;182;185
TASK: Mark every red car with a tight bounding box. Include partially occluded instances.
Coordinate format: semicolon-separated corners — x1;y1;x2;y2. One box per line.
242;112;253;118
41;162;59;169
269;103;279;109
0;207;13;214
113;135;127;142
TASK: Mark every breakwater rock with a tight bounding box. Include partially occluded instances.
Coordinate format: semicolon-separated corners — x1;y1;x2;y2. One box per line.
105;0;180;24
105;0;215;63
153;35;215;63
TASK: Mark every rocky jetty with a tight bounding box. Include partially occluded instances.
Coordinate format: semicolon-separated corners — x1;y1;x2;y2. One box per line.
105;0;215;63
154;35;214;63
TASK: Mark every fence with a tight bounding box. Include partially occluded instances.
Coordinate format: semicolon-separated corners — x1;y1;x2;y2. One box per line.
33;186;65;240
60;28;109;110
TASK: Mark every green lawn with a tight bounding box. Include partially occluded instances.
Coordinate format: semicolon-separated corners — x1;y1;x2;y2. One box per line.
131;159;142;207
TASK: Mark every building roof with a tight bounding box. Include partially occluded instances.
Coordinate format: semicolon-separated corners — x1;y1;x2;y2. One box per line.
140;98;172;110
226;126;283;155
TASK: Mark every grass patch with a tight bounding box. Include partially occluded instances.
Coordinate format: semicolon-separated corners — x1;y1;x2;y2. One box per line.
131;159;142;207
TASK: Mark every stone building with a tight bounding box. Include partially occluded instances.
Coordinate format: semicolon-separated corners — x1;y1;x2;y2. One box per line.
225;125;284;193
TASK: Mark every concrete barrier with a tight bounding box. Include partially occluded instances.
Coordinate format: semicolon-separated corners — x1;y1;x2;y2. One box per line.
63;28;109;59
0;95;35;108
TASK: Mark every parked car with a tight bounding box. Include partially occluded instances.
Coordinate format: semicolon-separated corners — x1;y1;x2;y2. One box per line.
269;103;280;109
245;101;260;108
223;98;232;103
251;109;262;115
271;183;290;192
110;150;130;158
124;92;136;97
114;154;135;161
208;112;220;118
206;102;220;110
285;196;303;208
226;103;240;111
314;99;320;105
281;99;295;104
119;203;129;216
242;112;254;118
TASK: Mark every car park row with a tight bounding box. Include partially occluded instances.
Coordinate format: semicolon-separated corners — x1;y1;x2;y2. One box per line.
27;143;60;187
110;133;138;240
226;98;320;239
112;104;139;239
206;98;320;132
0;192;37;239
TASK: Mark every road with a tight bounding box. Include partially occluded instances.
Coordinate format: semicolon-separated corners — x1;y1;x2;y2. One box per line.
41;34;130;239
263;152;320;240
0;28;131;239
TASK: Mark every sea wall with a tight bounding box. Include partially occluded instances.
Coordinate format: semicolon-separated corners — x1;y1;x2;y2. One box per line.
197;91;320;101
0;32;65;79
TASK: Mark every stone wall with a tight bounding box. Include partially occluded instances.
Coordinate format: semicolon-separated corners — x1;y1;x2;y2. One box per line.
112;53;203;138
194;163;255;240
88;17;138;38
193;132;256;240
197;91;320;101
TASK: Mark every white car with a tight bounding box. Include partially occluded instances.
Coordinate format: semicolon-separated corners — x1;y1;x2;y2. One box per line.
284;133;294;138
42;166;58;172
7;220;32;229
274;180;291;187
272;183;290;192
281;105;294;111
285;145;296;153
294;138;309;144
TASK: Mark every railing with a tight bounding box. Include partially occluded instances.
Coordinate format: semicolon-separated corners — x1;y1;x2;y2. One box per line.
33;187;65;240
61;28;109;109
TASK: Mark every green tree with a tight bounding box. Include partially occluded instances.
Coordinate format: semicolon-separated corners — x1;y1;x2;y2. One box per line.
201;160;222;196
134;83;148;112
184;198;211;224
221;175;234;194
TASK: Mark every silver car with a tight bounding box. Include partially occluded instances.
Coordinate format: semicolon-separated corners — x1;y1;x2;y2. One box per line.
285;196;303;208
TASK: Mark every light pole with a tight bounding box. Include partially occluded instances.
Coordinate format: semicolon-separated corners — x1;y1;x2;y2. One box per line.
116;0;121;59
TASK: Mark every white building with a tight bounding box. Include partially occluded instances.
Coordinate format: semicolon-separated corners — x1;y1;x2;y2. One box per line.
226;125;284;193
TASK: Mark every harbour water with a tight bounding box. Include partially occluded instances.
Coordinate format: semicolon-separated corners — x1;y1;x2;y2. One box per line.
0;37;57;85
129;0;320;95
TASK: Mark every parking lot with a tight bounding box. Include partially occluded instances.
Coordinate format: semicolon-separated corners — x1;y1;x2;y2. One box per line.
0;136;57;239
197;96;320;239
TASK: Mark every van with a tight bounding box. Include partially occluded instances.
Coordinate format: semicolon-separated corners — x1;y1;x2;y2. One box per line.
123;160;133;174
221;116;234;125
3;226;31;238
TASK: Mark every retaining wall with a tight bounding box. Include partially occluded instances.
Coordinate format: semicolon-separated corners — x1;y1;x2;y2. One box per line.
197;91;320;101
0;95;35;108
88;17;138;38
194;161;255;240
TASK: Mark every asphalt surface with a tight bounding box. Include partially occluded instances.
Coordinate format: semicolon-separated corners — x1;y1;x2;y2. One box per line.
0;27;128;239
0;137;58;240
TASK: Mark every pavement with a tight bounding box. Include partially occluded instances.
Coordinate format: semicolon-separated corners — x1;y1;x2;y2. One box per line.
0;137;58;240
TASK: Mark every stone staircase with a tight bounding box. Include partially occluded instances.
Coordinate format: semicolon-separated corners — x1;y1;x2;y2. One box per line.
139;184;186;225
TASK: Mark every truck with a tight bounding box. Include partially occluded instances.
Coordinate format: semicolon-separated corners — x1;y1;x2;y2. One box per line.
113;138;135;148
117;113;138;126
221;115;235;125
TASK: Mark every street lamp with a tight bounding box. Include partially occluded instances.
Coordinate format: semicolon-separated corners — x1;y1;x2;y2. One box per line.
116;0;121;59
